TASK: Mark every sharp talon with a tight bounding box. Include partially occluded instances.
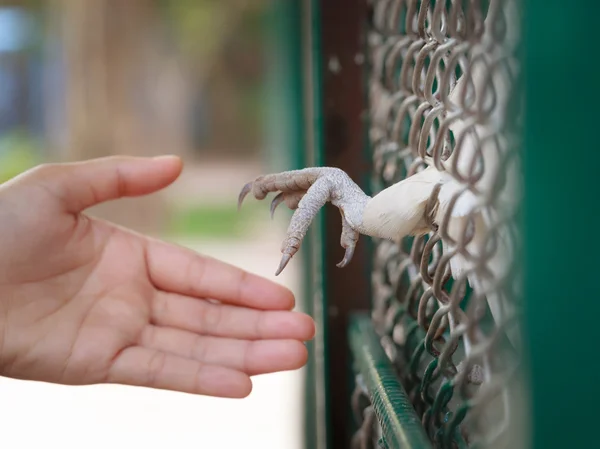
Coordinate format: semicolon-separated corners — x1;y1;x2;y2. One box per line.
270;192;285;219
275;253;292;276
237;182;252;211
336;246;355;268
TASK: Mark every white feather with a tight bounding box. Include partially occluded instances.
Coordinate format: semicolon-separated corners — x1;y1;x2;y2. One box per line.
361;167;442;241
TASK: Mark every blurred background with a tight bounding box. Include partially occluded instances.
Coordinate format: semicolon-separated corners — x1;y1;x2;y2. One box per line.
0;1;307;448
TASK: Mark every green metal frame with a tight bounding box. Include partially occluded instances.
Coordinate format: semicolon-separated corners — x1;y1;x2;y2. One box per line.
302;1;372;448
350;314;433;449
302;0;328;447
522;1;600;448
265;2;328;448
303;1;328;447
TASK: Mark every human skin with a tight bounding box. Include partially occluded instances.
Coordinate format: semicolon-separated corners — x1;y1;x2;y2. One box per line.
0;155;315;398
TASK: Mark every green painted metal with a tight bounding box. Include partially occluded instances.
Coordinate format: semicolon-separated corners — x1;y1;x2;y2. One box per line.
350;314;433;449
307;0;329;446
301;1;328;448
264;3;322;448
522;1;600;449
310;0;373;444
263;1;304;173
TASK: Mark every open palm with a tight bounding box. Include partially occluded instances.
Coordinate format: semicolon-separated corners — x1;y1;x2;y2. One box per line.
0;156;314;398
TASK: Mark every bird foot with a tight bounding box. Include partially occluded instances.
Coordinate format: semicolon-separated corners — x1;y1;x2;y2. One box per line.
238;167;368;275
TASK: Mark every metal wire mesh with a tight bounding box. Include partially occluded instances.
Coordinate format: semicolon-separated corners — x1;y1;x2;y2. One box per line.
351;375;382;449
353;0;523;447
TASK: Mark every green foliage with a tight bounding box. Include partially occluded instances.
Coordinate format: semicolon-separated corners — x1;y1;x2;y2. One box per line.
158;0;268;61
0;130;41;183
159;0;228;63
156;0;270;150
167;200;263;239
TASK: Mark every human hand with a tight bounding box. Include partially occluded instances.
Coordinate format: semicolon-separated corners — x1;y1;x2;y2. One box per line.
0;155;315;398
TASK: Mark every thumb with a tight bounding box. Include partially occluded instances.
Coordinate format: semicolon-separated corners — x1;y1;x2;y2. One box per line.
25;155;183;213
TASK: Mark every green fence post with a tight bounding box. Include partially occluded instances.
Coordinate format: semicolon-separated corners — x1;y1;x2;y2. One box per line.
264;3;320;448
303;0;328;447
305;1;372;448
264;1;304;173
523;1;600;448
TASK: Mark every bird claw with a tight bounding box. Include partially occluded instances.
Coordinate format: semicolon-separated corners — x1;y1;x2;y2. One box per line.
237;182;252;211
338;216;359;268
336;246;355;268
275;253;292;276
270;193;285;219
238;167;365;275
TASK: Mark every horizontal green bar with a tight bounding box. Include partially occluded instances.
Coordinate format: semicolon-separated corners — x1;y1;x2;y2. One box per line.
349;314;433;449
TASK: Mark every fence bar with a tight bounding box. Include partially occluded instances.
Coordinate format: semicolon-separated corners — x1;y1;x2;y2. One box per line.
312;1;372;448
523;1;600;449
350;314;433;449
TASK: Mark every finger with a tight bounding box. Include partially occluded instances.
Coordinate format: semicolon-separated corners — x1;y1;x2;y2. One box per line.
145;238;295;310
140;326;308;375
108;346;252;398
151;291;315;340
27;155;183;213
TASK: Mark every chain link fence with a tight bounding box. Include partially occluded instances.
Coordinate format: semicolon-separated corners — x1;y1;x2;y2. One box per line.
351;0;523;447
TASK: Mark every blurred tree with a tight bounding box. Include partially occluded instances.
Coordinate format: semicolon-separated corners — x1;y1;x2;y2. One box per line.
40;0;194;233
45;0;191;160
0;0;273;232
159;0;270;157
